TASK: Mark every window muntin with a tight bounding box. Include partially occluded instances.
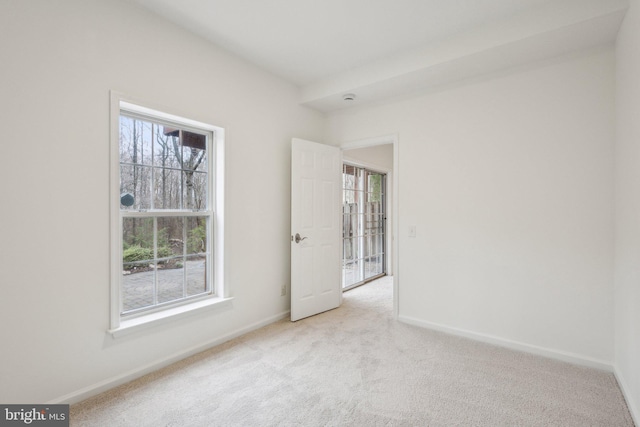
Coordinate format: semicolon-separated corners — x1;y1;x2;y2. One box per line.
118;111;214;317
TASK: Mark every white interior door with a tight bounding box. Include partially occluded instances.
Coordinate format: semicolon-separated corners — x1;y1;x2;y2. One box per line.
291;138;342;321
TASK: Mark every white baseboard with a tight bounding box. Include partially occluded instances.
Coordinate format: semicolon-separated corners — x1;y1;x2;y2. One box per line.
614;365;640;426
398;315;613;371
50;311;290;405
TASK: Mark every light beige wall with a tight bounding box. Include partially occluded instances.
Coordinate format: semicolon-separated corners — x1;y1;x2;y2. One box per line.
327;47;616;366
343;144;394;171
614;0;640;420
0;0;324;403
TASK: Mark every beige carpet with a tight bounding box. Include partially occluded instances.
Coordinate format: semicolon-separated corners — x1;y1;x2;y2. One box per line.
71;277;634;426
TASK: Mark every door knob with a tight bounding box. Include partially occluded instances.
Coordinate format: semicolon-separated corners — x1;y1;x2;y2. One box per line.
294;233;308;244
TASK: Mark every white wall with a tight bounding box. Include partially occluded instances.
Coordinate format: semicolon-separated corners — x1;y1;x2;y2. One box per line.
0;0;627;409
0;0;324;403
343;144;394;171
326;47;616;365
614;0;640;419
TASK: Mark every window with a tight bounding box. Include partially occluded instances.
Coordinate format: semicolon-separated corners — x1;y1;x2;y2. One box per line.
342;164;386;290
110;96;225;335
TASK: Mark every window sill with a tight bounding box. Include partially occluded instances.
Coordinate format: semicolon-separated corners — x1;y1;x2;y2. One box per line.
108;297;233;338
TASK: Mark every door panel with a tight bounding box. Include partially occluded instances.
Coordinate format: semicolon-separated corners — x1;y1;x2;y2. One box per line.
291;138;342;321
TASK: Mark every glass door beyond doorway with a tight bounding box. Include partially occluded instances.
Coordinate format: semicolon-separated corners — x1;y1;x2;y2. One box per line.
342;164;386;290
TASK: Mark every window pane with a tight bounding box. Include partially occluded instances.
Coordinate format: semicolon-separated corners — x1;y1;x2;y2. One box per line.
343;237;358;261
343;261;358;288
120;165;135;210
153;125;181;169
372;233;383;256
186;216;207;255
120;164;151;210
157;217;184;257
120;116;153;166
343;203;357;238
153;169;182;209
123;218;153;254
349;260;362;285
157;256;184;304
183;170;207;210
367;173;383;201
343;166;357;191
364;235;372;257
122;261;155;312
182;143;207;173
342;238;349;260
363;257;373;280
343;189;356;204
372;255;384;274
186;256;207;297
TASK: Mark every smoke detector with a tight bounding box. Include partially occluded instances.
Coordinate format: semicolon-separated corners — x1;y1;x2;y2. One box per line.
343;93;356;101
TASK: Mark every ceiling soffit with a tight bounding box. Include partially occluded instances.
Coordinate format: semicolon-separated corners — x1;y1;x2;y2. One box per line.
302;0;628;112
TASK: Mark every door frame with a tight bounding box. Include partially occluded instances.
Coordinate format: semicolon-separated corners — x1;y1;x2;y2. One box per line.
340;134;399;318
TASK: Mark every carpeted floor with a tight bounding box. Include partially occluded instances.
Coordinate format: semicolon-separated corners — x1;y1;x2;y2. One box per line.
71;276;634;426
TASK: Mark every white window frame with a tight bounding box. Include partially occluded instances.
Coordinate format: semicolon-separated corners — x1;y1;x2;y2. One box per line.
109;92;228;337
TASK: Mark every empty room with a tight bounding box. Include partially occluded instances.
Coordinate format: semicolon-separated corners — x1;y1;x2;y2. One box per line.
1;0;639;425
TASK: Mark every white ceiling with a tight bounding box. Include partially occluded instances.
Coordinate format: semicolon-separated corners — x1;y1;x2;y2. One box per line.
129;0;628;112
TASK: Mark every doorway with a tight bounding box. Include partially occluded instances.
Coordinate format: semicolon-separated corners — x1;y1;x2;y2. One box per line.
340;136;398;316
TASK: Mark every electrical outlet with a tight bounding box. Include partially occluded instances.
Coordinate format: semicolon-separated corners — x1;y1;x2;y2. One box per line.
281;283;287;296
408;225;417;238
